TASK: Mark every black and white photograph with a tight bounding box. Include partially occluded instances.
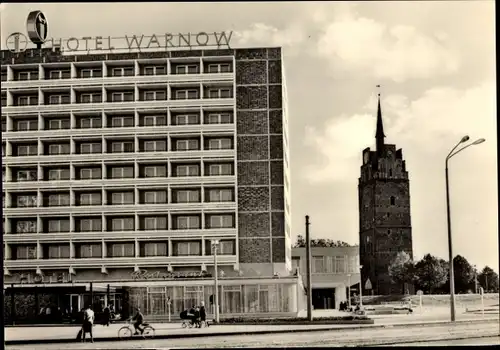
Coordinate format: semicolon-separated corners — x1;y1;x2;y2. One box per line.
1;1;498;348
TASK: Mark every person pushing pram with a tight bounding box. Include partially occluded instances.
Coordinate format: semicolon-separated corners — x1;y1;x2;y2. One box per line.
180;305;201;328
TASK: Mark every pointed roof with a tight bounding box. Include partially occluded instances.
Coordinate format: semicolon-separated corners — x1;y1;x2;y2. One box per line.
375;93;386;140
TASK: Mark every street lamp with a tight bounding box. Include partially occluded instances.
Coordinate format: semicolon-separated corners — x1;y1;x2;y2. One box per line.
347;274;352;309
474;265;478;294
445;135;485;322
211;239;220;323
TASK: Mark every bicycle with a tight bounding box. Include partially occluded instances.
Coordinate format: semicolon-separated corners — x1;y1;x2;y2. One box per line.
118;320;155;339
181;319;210;328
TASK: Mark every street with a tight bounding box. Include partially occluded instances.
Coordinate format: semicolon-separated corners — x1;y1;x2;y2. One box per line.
6;320;499;349
379;336;500;346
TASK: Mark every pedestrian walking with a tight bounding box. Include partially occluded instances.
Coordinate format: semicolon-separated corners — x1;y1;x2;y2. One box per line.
200;302;207;326
81;305;95;343
103;305;111;326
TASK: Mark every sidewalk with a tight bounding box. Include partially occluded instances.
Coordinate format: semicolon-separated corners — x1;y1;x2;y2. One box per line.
5;315;499;345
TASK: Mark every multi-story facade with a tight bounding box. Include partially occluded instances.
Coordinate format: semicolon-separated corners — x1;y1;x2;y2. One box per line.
292;246;360;310
1;46;297;323
358;96;413;296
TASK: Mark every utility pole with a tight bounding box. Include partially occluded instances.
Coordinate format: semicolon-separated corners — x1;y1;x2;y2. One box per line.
305;215;313;321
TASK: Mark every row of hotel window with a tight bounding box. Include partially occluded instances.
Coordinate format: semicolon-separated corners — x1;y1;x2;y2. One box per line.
294;256;360;274
1;62;232;82
3;188;234;208
2;163;232;182
1;113;233;132
1;87;233;107
7;240;236;260
5;214;235;233
2;137;234;157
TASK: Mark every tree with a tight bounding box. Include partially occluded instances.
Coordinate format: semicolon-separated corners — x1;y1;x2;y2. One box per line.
388;251;416;294
293;235;351;248
478;266;499;293
452;255;475;293
414;254;448;294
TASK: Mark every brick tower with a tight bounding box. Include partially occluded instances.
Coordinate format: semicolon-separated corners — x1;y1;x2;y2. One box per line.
358;93;413;295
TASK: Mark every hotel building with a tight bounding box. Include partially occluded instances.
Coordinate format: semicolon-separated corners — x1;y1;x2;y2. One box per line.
1;46;300;323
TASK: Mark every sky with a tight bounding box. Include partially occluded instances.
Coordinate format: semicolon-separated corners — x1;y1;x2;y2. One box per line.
1;1;497;271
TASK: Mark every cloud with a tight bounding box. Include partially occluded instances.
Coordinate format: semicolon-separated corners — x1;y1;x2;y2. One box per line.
316;15;460;82
232;22;306;51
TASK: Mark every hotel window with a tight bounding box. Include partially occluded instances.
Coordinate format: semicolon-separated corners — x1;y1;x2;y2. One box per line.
14;220;37;234
15;119;38;131
173;114;199;125
173;189;200;203
143;242;167;257
207;63;232;73
313;256;325;273
349;256;358;273
15;194;38;208
111;91;134;102
207;188;233;202
79;167;102;180
175;89;199;100
16;70;39;81
78;218;102;232
47;193;70;206
80;68;102;78
110;218;135;231
77;244;102;258
175;139;199;151
48;143;70;155
47;245;70;259
174;164;199;177
16;144;38;156
175;216;200;230
143;140;167;152
142;115;166;127
334;256;346;273
80;93;102;103
79;142;102;154
79;192;102;206
143;65;166;76
218;240;235;255
1;95;6;107
1;119;5;132
14;245;37;259
175;65;199;74
80;117;102;129
48;168;70;180
2;143;5;157
205;113;233;124
47;219;70;233
48;69;71;80
207;214;234;229
142;216;168;230
110;191;134;205
144;90;167;101
109;166;134;179
207;163;232;176
48;94;71;105
207;138;232;150
207;88;232;99
1;70;7;81
143;190;167;204
17;95;39;106
111;116;134;127
143;165;167;178
47;119;71;130
176;241;201;256
109;243;135;257
111;67;134;77
110;141;134;153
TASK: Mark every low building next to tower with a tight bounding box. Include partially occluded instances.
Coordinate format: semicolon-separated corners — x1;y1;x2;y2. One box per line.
358;94;414;296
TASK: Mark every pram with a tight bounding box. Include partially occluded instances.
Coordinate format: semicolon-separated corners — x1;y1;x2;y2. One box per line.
180;309;209;328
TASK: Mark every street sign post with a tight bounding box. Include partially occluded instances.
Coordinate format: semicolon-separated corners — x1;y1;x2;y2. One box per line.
479;287;484;317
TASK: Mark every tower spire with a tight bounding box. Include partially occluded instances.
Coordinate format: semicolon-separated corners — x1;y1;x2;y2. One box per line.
375;85;385;152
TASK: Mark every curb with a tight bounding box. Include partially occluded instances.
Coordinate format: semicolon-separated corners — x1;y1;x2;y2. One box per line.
5;318;499;345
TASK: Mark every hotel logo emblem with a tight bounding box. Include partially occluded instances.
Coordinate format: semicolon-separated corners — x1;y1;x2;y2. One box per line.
6;10;48;53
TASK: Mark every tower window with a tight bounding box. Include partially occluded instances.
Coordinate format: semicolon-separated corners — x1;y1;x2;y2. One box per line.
389;169;393;177
390;196;396;205
387;229;391;235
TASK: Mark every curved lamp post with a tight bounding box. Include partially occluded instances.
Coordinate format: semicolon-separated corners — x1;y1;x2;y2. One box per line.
445;135;485;322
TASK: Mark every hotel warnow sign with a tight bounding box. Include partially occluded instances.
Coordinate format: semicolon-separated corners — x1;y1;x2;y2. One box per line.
6;10;233;54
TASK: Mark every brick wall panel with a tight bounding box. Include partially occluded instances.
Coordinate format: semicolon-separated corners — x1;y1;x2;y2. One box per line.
268;85;283;109
271;186;285;211
236;111;268;134
267;48;281;59
239;238;271;263
272;238;286;262
268;60;282;84
238;186;269;211
236;60;267;85
237;161;269;185
237;136;269;160
271;211;285;237
270;161;284;185
238;213;270;238
269;135;283;160
236;86;268;110
269;109;283;134
236;49;267;60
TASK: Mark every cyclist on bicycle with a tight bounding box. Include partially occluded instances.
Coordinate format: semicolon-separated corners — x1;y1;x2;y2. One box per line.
131;307;145;335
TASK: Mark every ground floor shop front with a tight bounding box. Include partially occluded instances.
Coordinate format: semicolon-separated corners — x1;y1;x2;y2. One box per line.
4;276;304;324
